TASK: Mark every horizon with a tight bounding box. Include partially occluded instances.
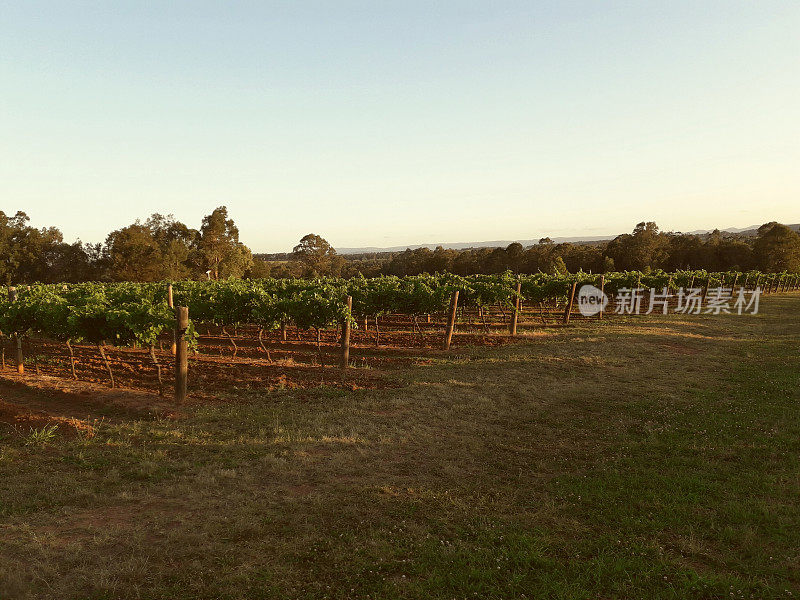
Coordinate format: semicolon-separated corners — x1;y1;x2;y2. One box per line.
2;2;799;252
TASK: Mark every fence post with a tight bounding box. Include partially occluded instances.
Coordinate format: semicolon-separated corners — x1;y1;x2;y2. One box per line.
167;283;176;355
509;279;521;335
175;306;189;404
702;276;711;301
7;287;23;374
599;275;605;320
563;282;577;324
443;291;459;350
340;296;352;369
15;336;23;375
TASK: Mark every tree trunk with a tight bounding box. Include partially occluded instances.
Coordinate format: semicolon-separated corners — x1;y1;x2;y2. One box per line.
149;345;163;396
258;329;272;363
66;339;77;379
480;307;489;333
315;328;325;368
98;343;114;388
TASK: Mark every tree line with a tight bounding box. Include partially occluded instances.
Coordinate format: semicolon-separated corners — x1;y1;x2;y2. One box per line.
0;207;253;284
340;222;800;277
1;210;798;285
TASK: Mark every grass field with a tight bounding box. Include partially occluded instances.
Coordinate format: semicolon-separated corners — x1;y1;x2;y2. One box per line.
1;296;798;599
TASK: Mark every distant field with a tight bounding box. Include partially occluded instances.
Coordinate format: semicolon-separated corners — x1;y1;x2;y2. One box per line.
0;296;798;599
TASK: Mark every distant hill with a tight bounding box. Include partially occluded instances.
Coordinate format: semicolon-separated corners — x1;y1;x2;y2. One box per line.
253;223;799;261
333;224;799;255
334;236;616;255
686;224;800;237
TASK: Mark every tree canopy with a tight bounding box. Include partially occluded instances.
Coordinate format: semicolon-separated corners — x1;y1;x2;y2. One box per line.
1;213;798;284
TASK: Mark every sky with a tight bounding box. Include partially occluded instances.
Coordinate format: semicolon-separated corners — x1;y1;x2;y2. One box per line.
1;1;798;252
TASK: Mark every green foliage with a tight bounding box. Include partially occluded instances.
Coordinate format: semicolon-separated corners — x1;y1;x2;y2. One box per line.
22;424;59;446
0;270;794;348
0;283;186;348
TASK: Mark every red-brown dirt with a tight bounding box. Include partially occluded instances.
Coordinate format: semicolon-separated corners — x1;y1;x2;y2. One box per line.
0;312;562;431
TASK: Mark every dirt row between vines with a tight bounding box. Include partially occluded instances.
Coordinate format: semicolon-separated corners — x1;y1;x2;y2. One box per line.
0;289;779;439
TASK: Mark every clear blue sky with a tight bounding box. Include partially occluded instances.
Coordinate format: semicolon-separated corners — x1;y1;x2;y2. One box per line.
1;1;798;252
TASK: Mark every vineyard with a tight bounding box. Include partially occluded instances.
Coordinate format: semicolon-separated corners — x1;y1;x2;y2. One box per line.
0;270;798;398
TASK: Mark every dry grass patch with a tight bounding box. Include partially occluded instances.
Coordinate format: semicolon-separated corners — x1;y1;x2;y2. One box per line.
0;297;798;598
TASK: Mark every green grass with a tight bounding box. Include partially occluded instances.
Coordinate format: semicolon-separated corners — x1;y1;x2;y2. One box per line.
0;297;798;599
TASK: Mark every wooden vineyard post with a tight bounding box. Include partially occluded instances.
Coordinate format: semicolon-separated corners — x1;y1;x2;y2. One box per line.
8;287;23;374
175;306;189;404
702;276;711;301
599;275;605;320
443;291;459;351
167;283;176;355
563;282;577;325
340;296;352;370
280;321;287;342
509;279;521;336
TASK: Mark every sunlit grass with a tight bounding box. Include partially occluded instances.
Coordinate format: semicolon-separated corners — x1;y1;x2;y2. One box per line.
0;297;798;598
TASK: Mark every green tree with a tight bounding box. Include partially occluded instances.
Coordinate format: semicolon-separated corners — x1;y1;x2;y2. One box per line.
0;211;93;284
292;234;343;276
104;223;163;281
505;242;524;273
197;207;253;279
145;213;198;279
605;222;669;271
753;222;800;272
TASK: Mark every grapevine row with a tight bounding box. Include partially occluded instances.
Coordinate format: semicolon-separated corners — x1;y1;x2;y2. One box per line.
0;270;796;347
